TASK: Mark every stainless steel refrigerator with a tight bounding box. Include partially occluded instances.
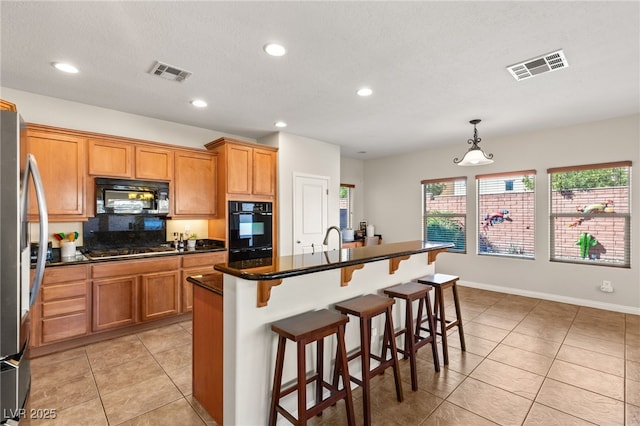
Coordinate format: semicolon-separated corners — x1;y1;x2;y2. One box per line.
1;109;48;424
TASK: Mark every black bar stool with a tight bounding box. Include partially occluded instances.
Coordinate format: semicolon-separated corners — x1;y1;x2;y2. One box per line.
333;294;403;426
415;273;465;365
269;309;355;426
383;282;440;391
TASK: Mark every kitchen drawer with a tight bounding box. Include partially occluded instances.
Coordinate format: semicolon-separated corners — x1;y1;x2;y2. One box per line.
43;264;88;284
92;256;181;279
42;281;86;302
41;312;88;343
42;297;86;317
182;252;226;268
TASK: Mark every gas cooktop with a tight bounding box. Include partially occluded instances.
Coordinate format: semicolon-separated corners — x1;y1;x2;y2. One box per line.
83;246;177;260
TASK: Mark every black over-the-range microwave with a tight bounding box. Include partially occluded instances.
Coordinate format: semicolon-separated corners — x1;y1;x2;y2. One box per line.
95;178;170;215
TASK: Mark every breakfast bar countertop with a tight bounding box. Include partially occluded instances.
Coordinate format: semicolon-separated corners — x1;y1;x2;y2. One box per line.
214;240;454;281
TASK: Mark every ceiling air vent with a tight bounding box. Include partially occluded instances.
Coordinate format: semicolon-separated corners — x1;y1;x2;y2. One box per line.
507;49;568;81
148;61;192;82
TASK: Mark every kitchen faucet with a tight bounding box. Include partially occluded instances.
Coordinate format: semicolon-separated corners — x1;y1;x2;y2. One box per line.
322;226;343;251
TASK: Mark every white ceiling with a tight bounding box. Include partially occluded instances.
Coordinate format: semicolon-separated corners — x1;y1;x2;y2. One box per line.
1;1;638;159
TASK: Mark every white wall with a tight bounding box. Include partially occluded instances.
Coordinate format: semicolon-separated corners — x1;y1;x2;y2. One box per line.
364;114;640;313
340;156;366;229
1;87;255;148
264;132;341;256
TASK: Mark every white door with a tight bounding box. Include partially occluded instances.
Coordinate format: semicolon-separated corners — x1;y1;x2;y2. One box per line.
293;174;329;255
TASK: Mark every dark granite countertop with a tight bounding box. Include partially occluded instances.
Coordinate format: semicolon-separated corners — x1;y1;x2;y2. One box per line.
187;273;223;295
214;240;453;281
34;244;227;268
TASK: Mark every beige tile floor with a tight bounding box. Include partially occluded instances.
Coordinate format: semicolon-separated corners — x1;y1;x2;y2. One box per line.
26;286;640;425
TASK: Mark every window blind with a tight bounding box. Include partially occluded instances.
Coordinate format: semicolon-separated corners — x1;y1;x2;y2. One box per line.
423;177;467;253
548;162;631;268
476;170;536;258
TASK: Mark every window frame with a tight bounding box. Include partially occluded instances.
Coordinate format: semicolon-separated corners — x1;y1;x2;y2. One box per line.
548;161;632;268
476;170;536;259
422;176;467;254
339;183;355;229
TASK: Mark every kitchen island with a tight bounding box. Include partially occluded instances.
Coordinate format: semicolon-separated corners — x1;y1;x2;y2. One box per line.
189;240;453;425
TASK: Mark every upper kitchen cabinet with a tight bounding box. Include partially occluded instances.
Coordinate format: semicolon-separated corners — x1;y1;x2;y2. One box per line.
205;137;277;199
135;145;173;181
87;139;133;178
173;149;217;217
88;138;173;181
26;124;86;221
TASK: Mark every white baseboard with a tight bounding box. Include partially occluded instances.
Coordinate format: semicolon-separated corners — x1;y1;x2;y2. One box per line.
458;280;640;315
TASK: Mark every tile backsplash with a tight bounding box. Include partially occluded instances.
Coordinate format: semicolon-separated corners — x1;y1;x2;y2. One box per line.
31;219;210;248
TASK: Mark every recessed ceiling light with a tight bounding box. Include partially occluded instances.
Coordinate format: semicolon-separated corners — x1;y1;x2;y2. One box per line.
264;43;287;57
357;87;373;97
274;121;287;128
51;62;79;74
191;99;208;108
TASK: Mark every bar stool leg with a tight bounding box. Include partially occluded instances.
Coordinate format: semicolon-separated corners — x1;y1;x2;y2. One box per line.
404;299;418;391
297;341;307;424
269;336;287;426
360;317;372;426
336;324;356;426
452;283;466;351
316;339;324;413
384;305;404;402
424;291;440;372
435;286;449;364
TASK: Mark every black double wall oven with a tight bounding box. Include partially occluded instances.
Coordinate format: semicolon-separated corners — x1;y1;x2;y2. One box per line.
228;201;273;262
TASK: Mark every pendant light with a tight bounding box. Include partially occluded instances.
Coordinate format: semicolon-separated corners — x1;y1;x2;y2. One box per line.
453;119;494;166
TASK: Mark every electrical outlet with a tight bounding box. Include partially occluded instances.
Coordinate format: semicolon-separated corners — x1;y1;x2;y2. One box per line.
600;280;614;293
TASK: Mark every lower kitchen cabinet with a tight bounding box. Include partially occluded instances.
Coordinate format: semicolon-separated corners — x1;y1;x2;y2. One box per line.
31;264;90;346
91;256;181;331
181;251;226;312
29;251;226;355
92;276;138;332
140;270;180;321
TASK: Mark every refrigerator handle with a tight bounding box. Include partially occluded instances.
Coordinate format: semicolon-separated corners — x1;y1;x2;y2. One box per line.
20;154;49;307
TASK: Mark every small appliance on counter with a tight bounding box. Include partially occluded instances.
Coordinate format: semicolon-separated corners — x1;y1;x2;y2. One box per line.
341;228;354;242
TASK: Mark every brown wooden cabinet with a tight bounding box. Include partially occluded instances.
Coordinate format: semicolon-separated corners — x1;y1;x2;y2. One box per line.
135;145;173;181
87;139;133;178
174;149;217;217
25;125;86;221
88;139;173;181
31;264;90;346
92;276;138;331
205;137;277;199
181;251;226;312
193;281;223;424
140;270;180;321
343;240;364;249
30;251;225;355
91;256;181;331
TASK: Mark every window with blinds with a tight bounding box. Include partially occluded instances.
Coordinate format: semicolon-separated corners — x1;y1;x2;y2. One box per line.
339;184;354;229
422;177;467;253
477;170;536;258
549;161;631;268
